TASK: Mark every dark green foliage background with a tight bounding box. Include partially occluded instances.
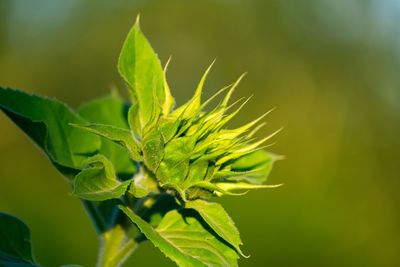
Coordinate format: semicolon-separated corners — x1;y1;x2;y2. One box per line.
0;1;399;266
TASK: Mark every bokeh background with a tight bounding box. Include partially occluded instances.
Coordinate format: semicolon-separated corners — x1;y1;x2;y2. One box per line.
1;1;399;266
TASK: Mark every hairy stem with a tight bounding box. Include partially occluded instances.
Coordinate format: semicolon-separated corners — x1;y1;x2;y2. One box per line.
97;225;138;267
108;239;138;266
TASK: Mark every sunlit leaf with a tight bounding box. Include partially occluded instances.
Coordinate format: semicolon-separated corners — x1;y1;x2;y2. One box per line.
182;159;208;188
78;92;137;176
73;155;131;201
118;16;165;130
129;168;159;198
71;123;141;161
172;61;214;119
214;182;282;193
156;136;196;185
162;57;175;115
142;129;164;172
120;206;239;267
159;117;180;143
185;199;245;257
231;150;280;184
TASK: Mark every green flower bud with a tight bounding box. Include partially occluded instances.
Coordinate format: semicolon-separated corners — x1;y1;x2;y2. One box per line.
136;63;282;201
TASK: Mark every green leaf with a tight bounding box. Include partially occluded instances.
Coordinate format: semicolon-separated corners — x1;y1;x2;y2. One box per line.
71;123;142;161
73;155;131;201
231;150;279;184
127;104;141;138
120;206;239;267
159;117;180;144
156;136;196;185
182;159;208;188
185;199;246;257
214;182;282;192
188;181;247;197
172;61;214;119
118;16;165;129
162;57;175;115
78;91;137;176
142;129;164;172
0;87;100;173
129;168;159;198
0;213;39;266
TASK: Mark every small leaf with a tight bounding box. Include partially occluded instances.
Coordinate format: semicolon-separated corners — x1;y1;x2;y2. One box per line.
0;213;39;266
215;110;271;140
71;123;142;161
127;103;142;138
118;16;165;129
185;200;246;257
78;92;137;175
231;150;280;184
220;73;246;108
159;117;180;143
73;155;131;201
172;61;214;119
128;185;148;199
182;159;208;188
120;206;239;267
129;168;159;198
214;182;282;192
0;87;100;173
189;181;247;197
142;129;164;172
162;57;175;115
156;136;196;185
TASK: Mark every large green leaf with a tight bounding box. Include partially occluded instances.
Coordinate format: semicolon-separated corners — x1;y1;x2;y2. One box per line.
185;199;245;257
120;206;239;267
78;92;137;176
118;16;165;130
0;213;39;266
0;87;100;173
73;155;131;201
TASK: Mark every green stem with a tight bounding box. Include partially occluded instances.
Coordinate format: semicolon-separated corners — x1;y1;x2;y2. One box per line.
97;225;138;267
108;239;138;266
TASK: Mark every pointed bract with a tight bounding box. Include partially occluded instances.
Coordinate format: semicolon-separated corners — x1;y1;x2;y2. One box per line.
118;16;165;130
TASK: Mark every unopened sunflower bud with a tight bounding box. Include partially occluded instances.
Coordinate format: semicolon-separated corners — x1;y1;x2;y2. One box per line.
137;63;282;201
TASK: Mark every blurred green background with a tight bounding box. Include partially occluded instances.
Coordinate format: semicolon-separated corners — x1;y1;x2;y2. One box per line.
0;0;399;266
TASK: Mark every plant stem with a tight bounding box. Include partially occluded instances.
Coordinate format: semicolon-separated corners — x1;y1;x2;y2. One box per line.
97;225;138;267
108;239;138;266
